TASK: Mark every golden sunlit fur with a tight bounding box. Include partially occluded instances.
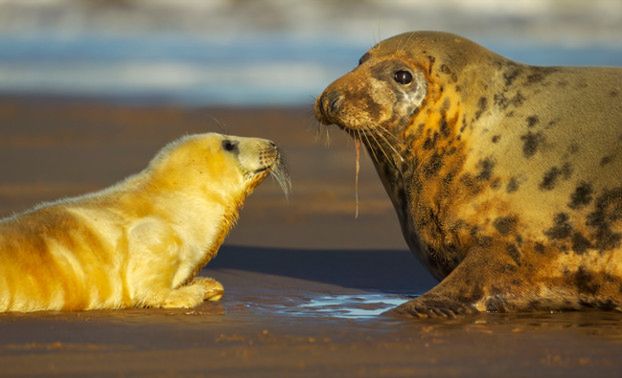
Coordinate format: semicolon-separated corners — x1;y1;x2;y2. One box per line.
0;133;287;312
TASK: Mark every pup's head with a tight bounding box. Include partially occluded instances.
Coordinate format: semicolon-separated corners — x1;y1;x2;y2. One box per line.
148;133;290;202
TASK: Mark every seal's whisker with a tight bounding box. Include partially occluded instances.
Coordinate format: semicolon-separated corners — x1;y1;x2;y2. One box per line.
360;128;380;166
314;122;332;147
205;114;229;133
363;128;396;170
376;125;401;142
354;130;362;219
377;128;405;163
373;127;405;163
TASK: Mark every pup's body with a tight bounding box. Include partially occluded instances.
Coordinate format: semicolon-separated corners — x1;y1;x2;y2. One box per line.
0;133;288;312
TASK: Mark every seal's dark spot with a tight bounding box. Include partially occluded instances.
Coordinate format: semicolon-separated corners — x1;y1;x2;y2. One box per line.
486;297;507;312
440;116;450;137
526;73;545;84
422;132;438;150
600;155;614;166
568;181;593;209
494;91;526;109
510;91;526;108
491;135;500;143
506;244;521;266
491;178;501;190
574;267;600;295
567;143;579;155
539;166;561;191
475;97;488;120
534;242;545;253
520;131;544;158
506;177;520;193
423;152;443;178
571;232;591;254
526;115;539;127
586;187;622;251
611;89;619;97
363;96;381;120
494;216;517;235
545;212;572;240
476;158;495;181
427;56;436;74
503;66;521;87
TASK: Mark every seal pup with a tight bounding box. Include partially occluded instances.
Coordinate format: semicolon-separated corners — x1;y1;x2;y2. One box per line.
0;133;290;312
315;31;622;317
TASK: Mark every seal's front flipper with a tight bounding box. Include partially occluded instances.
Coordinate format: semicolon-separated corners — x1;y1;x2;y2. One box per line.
391;294;478;318
388;244;562;318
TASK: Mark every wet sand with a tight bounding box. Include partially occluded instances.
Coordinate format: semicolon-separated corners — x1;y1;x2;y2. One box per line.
1;97;622;376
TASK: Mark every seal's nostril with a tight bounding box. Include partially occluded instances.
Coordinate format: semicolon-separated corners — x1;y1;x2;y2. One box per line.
321;90;342;118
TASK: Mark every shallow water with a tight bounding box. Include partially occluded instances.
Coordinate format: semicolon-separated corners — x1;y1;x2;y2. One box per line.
275;293;411;319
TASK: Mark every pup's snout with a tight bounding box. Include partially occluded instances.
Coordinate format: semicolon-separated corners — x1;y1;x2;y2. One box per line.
315;90;343;124
258;141;279;169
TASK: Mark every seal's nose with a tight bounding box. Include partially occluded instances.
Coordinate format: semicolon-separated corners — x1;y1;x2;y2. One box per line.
316;90;343;124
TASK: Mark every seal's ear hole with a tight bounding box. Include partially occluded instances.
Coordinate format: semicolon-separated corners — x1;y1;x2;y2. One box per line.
358;52;371;66
222;140;239;153
394;70;413;85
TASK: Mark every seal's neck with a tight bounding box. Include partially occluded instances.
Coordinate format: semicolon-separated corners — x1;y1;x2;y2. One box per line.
365;81;482;279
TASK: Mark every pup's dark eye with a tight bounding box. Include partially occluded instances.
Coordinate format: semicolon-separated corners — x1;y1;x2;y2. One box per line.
394;70;413;85
222;140;238;152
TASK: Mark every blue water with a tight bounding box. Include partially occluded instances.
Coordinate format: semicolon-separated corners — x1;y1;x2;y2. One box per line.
0;33;621;106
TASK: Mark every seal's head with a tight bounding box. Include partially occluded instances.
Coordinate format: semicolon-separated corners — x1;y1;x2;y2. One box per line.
314;31;493;135
148;133;291;201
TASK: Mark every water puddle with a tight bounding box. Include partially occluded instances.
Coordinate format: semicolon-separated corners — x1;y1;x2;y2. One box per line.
276;294;412;319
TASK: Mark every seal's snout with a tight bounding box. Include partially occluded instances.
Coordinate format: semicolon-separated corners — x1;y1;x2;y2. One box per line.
316;90;343;125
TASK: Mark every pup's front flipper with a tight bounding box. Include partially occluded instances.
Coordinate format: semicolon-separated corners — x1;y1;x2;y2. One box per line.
191;276;224;302
145;278;224;309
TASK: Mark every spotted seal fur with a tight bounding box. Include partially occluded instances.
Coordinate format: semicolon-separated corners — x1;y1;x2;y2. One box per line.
315;31;622;317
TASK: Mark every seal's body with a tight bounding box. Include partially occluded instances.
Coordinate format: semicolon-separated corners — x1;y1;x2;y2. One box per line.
316;31;622;317
0;133;289;312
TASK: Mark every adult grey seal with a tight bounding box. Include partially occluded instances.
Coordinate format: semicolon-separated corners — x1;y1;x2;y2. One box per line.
315;31;622;317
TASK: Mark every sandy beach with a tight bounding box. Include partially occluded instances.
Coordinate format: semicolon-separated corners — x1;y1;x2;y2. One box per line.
1;97;622;377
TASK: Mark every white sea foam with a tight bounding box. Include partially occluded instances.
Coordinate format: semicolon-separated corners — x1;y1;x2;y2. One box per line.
0;0;620;105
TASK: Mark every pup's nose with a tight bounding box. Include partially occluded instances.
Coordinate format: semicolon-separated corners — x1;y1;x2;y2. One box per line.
316;90;343;123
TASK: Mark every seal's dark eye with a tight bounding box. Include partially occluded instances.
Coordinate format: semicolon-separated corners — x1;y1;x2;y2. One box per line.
394;70;413;85
222;140;238;152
